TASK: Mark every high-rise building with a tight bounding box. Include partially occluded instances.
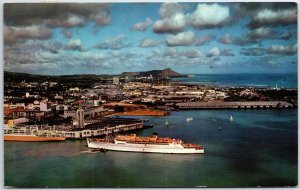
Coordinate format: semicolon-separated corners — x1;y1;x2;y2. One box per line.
76;107;84;128
113;76;119;85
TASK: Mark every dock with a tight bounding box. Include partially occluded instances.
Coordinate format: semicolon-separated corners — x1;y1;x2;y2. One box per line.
64;118;149;139
115;109;168;116
176;101;294;109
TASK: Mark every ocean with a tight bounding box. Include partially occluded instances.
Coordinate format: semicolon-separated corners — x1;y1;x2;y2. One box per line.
4;109;297;188
173;73;297;89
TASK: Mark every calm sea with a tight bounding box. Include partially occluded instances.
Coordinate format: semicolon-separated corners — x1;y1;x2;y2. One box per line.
4;109;297;188
173;73;297;88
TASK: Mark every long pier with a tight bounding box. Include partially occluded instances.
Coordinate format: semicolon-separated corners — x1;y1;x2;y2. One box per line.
64;118;149;139
176;101;294;109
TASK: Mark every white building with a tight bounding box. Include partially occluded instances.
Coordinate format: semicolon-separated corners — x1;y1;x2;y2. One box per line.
11;117;29;125
63;110;77;118
113;77;120;85
76;108;85;128
40;101;51;112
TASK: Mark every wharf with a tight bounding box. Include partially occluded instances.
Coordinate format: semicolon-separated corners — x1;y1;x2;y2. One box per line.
64;118;148;139
115;109;168;116
13;118;150;140
176;101;294;109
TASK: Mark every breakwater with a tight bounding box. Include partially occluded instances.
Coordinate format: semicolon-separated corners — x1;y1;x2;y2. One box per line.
176;101;294;109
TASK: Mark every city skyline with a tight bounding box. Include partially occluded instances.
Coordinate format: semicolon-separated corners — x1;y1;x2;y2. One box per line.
4;2;298;75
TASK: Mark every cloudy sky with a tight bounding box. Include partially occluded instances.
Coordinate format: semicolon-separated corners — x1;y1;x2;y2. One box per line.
4;2;298;75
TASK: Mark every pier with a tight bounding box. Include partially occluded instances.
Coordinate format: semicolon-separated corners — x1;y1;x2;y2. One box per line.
64;118;149;139
116;109;168;116
176;101;294;109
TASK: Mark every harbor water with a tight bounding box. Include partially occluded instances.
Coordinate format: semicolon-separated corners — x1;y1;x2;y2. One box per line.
4;109;297;188
174;73;297;89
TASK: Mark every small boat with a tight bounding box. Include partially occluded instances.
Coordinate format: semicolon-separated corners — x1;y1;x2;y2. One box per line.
90;148;107;153
165;119;169;125
186;117;193;122
211;119;217;122
229;115;233;122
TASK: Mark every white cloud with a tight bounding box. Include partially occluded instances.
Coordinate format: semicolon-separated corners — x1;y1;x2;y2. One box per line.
94;34;130;50
132;18;152;31
65;39;82;51
153;3;188;34
91;11;111;25
182;49;203;58
139;39;161;48
153;3;231;33
207;47;220;57
5;4;112;27
195;34;216;46
159;3;185;18
234;26;290;45
207;47;234;57
153;13;186;34
79;51;107;60
166;30;195;46
188;3;230;28
145;49;161;59
267;44;297;55
163;48;203;59
250;8;297;28
164;48;178;58
48;15;85;28
248;27;276;40
4;25;52;44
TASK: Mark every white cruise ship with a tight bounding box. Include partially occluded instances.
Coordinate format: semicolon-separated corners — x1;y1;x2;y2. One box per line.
87;134;204;154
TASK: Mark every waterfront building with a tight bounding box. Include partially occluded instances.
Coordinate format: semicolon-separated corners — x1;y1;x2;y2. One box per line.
7;118;29;126
63;106;107;119
64;118;146;139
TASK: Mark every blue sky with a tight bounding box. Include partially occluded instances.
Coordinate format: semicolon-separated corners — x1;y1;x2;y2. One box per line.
4;2;297;75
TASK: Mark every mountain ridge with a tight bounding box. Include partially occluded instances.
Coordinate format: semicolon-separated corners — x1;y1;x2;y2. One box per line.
120;68;185;78
4;68;186;83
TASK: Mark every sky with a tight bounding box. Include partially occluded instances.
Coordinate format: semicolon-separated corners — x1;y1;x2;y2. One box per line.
3;2;298;75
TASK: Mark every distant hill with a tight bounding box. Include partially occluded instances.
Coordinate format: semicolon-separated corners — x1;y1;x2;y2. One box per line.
4;71;49;83
4;71;108;84
4;68;186;84
120;68;186;78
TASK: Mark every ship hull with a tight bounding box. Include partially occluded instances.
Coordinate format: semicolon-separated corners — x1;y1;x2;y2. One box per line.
4;135;66;142
87;140;204;154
